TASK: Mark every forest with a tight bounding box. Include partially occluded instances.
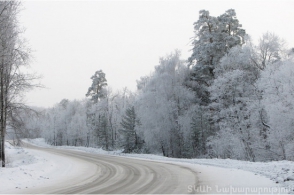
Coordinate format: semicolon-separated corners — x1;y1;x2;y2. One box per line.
16;9;294;162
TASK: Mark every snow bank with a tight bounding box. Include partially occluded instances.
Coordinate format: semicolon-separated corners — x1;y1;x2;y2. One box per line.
0;141;52;192
27;138;292;193
3;141;36;168
0;140;95;193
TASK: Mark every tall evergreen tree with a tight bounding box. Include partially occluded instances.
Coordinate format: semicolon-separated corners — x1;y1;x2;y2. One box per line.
188;9;245;104
86;70;107;103
119;106;143;153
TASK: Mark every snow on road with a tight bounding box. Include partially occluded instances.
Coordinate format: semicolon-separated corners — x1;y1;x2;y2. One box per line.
0;138;290;194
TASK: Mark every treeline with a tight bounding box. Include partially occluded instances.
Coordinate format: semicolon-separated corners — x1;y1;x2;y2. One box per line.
22;9;294;161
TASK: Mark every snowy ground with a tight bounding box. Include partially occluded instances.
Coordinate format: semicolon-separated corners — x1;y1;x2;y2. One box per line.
0;140;96;194
0;138;293;194
0;141;48;192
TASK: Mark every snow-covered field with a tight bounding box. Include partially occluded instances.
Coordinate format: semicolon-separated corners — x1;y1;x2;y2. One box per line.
1;138;293;194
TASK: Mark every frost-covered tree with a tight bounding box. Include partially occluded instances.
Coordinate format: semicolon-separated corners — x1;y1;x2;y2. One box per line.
85;70;113;149
119;106;143;153
136;76;149;91
252;32;286;70
95;113;110;149
189;105;210;157
188;9;245;104
0;1;39;167
258;59;294;160
189;9;245;67
218;9;246;50
86;70;107;103
85;88;135;150
208;45;260;161
87;97;109;149
137;51;195;157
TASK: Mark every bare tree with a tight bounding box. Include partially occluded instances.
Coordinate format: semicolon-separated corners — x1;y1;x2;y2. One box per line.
0;1;40;167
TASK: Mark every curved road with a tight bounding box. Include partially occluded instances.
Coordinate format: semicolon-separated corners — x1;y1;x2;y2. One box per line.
21;144;198;194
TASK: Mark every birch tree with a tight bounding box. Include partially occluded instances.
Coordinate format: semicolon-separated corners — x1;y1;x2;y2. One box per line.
0;1;38;167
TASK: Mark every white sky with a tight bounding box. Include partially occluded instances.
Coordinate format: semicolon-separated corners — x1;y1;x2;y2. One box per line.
20;0;294;108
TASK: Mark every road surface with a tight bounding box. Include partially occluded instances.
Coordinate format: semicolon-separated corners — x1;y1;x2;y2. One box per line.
19;143;198;194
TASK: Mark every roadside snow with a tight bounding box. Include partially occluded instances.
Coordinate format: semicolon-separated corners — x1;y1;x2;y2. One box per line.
0;141;46;192
0;140;96;194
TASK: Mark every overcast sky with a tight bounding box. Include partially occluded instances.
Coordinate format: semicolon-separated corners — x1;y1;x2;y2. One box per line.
20;0;294;108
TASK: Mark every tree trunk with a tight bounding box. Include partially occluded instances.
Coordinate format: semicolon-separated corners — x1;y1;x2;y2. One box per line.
1;65;6;168
1;130;4;167
161;144;166;157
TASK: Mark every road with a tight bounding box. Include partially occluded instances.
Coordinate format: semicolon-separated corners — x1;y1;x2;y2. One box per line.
19;143;198;194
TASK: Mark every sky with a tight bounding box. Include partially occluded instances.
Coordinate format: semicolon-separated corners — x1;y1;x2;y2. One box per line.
20;0;294;108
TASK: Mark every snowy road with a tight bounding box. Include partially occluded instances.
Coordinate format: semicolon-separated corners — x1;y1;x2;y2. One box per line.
4;142;284;194
16;143;198;194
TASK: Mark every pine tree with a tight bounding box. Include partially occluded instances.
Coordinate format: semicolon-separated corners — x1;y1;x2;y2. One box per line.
188;9;245;105
119;106;143;153
86;70;107;103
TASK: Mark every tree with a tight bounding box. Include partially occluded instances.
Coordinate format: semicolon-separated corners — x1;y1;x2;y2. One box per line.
190;105;210;157
208;45;261;161
119;106;143;153
86;70;107;103
85;70;110;149
137;51;195;157
251;32;285;70
0;1;39;167
189;9;245;75
188;9;245;104
257;59;294;160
